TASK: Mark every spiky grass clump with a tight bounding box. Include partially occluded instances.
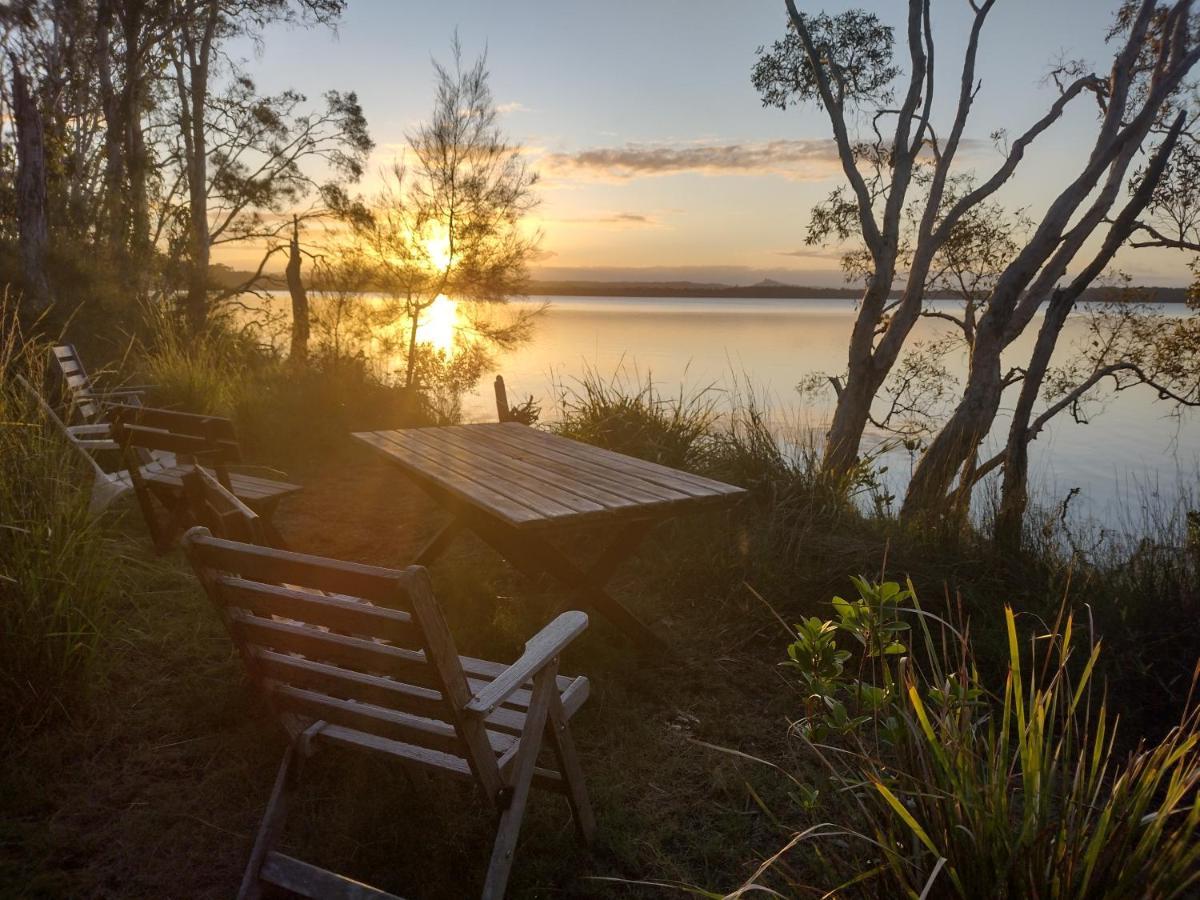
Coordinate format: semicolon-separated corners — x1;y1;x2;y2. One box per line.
0;297;125;728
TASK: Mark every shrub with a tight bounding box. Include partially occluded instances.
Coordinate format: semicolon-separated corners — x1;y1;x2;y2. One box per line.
0;297;124;728
739;580;1200;898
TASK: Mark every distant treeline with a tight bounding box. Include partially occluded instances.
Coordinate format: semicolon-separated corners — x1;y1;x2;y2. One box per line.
211;265;1192;303
525;280;1195;302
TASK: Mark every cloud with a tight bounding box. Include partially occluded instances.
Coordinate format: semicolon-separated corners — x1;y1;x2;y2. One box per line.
777;246;850;260
551;211;661;228
541;139;845;182
497;101;530;114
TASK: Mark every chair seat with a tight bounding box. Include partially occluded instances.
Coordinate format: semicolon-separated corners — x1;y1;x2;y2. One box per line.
145;464;301;505
252;637;589;777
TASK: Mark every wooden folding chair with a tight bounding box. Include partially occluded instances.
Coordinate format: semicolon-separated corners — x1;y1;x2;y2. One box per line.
13;374;176;515
50;342;152;427
111;405;299;552
182;528;596;899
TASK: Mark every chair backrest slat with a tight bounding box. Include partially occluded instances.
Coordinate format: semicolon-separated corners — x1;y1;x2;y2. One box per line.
269;684;514;757
51;343;102;423
118;422;239;461
216;576;422;648
184;528;503;791
250;648;449;720
109;403;238;442
189;535;413;607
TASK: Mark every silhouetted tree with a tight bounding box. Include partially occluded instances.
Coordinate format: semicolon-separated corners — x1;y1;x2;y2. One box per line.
339;39;541;393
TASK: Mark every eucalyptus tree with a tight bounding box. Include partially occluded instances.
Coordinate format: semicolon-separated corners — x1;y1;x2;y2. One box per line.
758;0;1200;522
902;1;1200;519
160;0;359;330
338;40;540;394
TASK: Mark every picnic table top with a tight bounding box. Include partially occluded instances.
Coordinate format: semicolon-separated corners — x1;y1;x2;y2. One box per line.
352;422;747;530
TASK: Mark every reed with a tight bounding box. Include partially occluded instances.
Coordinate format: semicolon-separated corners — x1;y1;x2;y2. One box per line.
0;295;125;728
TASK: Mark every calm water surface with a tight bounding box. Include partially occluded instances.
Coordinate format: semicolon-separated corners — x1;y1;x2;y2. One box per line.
262;294;1200;529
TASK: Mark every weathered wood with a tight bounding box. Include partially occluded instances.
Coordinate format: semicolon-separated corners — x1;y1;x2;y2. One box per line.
190;534;409;606
465;612;587;715
547;688;596;845
109;403;238;442
483;663;557;900
268;683;516;757
494;375;510;422
259;852;404;900
229;612;441;687
355;430;543;525
237;740;300;900
183;466;266;546
218;576;421;646
400;428;606;517
406;565;506;803
184;530;597;897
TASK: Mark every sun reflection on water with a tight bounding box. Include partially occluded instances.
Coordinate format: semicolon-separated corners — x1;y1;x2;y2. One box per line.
419;294;460;355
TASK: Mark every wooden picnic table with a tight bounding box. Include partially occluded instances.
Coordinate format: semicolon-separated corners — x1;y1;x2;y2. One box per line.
352;422;747;650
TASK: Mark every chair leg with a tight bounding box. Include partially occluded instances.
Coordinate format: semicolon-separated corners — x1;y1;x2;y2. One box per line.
546;692;596;846
482;663;557;900
237;743;301;900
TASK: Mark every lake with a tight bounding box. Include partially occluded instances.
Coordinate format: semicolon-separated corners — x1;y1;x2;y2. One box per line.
256;293;1200;530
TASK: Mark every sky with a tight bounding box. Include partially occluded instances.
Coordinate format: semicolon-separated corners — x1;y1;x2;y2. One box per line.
219;0;1194;287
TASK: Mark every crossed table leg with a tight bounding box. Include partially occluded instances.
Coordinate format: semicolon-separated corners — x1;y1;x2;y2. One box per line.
413;502;666;652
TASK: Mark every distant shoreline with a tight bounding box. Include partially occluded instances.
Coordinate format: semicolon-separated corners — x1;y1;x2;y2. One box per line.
211;267;1193;303
525;280;1194;303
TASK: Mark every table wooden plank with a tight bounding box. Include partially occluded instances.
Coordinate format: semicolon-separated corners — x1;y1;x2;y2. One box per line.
355;431;544;525
411;427;637;513
353;424;746;530
396;428;605;518
493;423;743;497
436;426;660;510
371;429;576;521
460;425;699;504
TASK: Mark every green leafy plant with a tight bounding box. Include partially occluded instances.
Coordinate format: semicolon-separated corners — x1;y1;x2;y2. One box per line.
778;577;912;742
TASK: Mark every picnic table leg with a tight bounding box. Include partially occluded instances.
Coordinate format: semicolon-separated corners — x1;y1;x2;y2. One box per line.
458;509;667;652
414;517;464;566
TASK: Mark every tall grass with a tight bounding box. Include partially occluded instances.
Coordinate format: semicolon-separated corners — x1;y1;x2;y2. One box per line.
0;296;124;729
551;364;720;470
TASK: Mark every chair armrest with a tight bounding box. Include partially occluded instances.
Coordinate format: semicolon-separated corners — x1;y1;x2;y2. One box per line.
67;424;112;436
464;611;588;716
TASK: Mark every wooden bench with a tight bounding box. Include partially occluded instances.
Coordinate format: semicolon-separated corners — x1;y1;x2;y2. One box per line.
182;528;595;899
111;404;300;551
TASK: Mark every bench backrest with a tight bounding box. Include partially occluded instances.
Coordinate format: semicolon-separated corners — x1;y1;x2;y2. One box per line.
182;528;505;798
111;406;242;550
183;466;265;545
51;343;101;423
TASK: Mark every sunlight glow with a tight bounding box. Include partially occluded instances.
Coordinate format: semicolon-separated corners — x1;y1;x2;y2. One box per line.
419;293;459;355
